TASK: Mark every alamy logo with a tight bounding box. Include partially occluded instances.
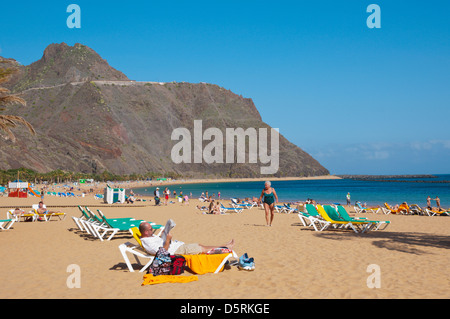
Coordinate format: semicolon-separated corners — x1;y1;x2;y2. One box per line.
366;4;381;29
171;120;280;174
67;4;81;29
366;264;381;288
66;264;81;288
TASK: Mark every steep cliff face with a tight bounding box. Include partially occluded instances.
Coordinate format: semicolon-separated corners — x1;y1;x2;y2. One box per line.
0;43;329;177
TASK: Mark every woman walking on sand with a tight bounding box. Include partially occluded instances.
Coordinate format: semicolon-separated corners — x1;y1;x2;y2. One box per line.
258;181;278;226
164;187;169;205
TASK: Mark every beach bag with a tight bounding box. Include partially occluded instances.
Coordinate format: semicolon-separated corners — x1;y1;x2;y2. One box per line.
148;247;172;276
170;255;186;275
238;253;255;271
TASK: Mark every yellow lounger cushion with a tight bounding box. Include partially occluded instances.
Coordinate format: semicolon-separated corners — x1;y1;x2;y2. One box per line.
182;253;230;275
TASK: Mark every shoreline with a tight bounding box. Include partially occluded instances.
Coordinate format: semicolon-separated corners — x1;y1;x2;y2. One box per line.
128;174;341;189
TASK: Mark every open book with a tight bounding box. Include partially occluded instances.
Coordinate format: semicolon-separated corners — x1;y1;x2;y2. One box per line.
160;219;176;244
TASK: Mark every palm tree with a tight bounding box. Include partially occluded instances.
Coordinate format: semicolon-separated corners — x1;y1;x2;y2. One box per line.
0;60;35;142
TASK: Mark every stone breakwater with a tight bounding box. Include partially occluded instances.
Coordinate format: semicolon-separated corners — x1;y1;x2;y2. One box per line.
337;175;450;183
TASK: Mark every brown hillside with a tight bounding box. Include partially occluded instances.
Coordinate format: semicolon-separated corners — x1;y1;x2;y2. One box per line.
0;43;328;178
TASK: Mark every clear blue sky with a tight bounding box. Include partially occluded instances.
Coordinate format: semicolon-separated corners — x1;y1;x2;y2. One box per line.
1;1;449;174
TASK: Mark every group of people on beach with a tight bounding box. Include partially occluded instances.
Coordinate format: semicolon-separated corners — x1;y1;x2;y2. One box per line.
10;201;63;221
153;187;226;207
153;187;191;206
348;191;444;212
153;181;447;227
195;181;279;226
199;191;221;202
374;196;442;212
196;200;225;214
426;195;442;211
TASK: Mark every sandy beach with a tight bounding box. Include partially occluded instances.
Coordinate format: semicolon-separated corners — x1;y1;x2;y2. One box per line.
0;181;448;300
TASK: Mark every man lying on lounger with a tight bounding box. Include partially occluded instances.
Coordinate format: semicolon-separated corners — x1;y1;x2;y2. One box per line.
36;201;63;215
138;221;234;255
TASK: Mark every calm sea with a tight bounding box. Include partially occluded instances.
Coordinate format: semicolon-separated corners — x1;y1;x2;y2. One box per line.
132;174;450;207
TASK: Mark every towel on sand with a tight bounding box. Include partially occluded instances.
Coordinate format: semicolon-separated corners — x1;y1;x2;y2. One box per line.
141;253;231;285
142;274;198;286
182;253;230;275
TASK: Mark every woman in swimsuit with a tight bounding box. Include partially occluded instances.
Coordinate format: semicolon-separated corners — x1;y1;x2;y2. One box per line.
258;181;278;226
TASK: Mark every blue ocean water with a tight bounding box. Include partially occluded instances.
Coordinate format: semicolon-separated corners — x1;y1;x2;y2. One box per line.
132;174;450;207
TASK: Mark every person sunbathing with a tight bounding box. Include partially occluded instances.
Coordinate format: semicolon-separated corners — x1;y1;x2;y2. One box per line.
398;202;410;213
125;195;135;204
212;202;222;214
36;201;62;215
208;200;215;214
12;207;25;216
138;222;234;255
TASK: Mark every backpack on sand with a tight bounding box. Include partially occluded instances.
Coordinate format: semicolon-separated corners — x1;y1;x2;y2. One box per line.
170;255;186;275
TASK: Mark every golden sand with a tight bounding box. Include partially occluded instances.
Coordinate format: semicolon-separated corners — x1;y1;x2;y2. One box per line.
0;185;448;299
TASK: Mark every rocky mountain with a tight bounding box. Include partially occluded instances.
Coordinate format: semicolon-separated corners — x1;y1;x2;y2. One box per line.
9;43;129;92
0;43;329;178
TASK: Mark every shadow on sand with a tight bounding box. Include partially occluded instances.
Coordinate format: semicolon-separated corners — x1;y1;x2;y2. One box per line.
67;227;132;241
312;230;450;255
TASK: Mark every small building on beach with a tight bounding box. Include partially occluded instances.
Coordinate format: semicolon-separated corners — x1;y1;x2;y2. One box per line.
8;180;29;198
104;184;125;204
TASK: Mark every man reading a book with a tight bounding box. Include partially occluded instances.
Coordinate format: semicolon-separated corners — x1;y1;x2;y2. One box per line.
139;221;235;255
